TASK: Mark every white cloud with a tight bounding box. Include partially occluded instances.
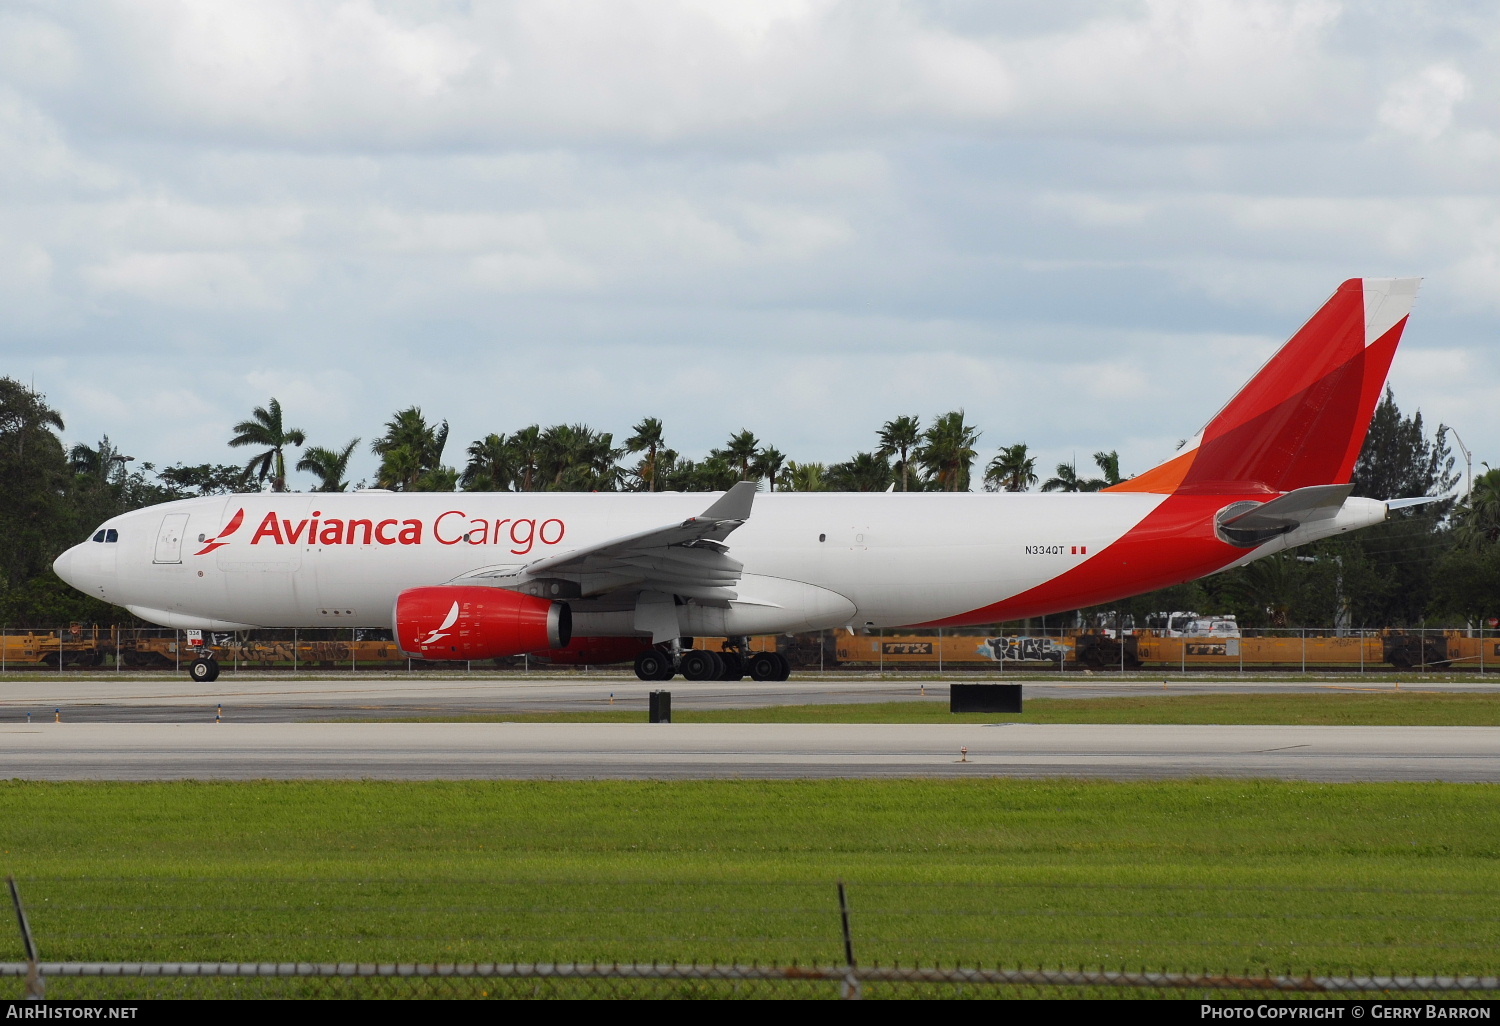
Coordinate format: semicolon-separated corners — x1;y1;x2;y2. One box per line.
2;0;1500;484
1379;65;1470;140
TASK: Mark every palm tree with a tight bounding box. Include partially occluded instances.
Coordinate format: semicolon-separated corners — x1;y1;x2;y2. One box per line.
297;438;360;492
1042;457;1110;492
0;378;65;461
1454;465;1500;551
68;435;132;492
827;452;892;491
371;407;448;491
1041;461;1082;492
916;410;980;492
461;434;514;492
781;461;828;492
539;424;586;490
754;446;787;491
575;429;623;491
719;430;762;481
1093;450;1124;486
230;399;306;492
984;443;1037;493
877;415;921;492
624;418;665;492
510;425;544;491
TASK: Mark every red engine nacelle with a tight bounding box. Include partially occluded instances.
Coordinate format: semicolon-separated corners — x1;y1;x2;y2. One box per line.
394;585;570;661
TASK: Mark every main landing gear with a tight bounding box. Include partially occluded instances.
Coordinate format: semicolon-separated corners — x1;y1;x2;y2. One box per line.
633;644;791;682
189;656;220;683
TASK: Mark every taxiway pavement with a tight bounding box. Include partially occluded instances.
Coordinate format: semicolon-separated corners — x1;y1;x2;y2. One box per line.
4;674;1499;722
1;722;1495;782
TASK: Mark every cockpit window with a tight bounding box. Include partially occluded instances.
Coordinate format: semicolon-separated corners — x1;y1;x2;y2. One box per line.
93;531;106;543
105;529;119;543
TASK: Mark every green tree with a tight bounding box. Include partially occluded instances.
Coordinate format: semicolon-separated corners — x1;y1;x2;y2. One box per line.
917;410;980;492
717;430;762;482
1093;450;1123;486
229;399;306;492
661;453;737;492
372;407;450;491
1453;467;1500;552
826;451;892;491
1041;457;1108;493
461;433;515;492
984;443;1038;492
157;464;247;496
624;418;666;492
297;438;361;493
1353;388;1456;500
0;378;71;593
538;424;621;491
754;446;787;492
876;415;922;492
510;425;544;492
780;461;829;492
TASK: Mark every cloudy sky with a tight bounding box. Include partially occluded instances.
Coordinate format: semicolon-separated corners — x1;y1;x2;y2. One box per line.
3;0;1498;489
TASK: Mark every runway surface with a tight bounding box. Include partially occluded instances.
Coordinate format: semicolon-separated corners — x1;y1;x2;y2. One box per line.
2;722;1496;781
4;674;1499;722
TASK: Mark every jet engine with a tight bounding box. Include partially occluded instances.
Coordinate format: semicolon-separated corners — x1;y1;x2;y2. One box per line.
394;585;570;660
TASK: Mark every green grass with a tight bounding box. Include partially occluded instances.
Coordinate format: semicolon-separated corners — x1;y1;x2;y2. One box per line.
346;691;1500;726
3;779;1498;982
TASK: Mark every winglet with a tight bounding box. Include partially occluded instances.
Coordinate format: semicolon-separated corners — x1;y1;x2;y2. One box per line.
692;481;757;524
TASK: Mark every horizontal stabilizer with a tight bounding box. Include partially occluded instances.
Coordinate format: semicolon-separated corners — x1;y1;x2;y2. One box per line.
1216;483;1353;547
1386;496;1441;511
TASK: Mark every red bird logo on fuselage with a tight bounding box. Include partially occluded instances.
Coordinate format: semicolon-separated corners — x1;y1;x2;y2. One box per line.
193;508;245;555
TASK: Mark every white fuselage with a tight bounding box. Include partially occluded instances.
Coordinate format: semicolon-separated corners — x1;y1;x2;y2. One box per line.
53;489;1389;637
54;491;1166;633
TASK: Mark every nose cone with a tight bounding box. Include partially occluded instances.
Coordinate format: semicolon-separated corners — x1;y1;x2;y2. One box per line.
52;543;89;592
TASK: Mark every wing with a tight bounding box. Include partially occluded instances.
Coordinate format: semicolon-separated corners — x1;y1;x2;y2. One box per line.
456;481;758;602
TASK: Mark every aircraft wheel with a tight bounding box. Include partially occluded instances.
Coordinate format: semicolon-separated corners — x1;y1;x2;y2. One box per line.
717;652;745;681
772;652;792;681
189;657;220;683
747;652;780;682
680;650;718;681
634;650;672;681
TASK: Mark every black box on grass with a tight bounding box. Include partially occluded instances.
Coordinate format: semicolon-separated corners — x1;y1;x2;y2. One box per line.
950;683;1022;714
649;690;672;723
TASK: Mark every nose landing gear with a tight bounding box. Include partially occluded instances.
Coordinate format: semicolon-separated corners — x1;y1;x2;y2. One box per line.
189;656;220;683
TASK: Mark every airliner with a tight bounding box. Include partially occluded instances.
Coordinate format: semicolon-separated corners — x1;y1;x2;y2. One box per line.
54;278;1423;684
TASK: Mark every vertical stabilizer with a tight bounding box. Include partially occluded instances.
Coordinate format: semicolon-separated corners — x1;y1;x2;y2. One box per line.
1109;277;1420;495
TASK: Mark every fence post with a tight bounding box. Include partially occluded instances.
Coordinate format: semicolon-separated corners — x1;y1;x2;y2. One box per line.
937;627;942;676
351;627;356;673
175;629;179;675
1301;628;1306;676
878;627;883;679
8;875;43;1000
837;881;860;1000
2;625;6;676
57;626;62;676
116;625;121;674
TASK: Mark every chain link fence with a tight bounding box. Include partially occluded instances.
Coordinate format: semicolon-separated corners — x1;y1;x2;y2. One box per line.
7;876;1500;1000
5;961;1500;1001
2;624;1498;675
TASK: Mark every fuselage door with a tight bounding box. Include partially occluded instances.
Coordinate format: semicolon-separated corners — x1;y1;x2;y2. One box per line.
154;513;190;564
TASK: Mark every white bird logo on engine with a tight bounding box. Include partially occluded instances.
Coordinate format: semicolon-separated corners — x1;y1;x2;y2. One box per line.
420;601;460;646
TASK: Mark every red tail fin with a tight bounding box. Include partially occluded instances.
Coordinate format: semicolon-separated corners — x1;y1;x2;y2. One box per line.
1110;277;1420;495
